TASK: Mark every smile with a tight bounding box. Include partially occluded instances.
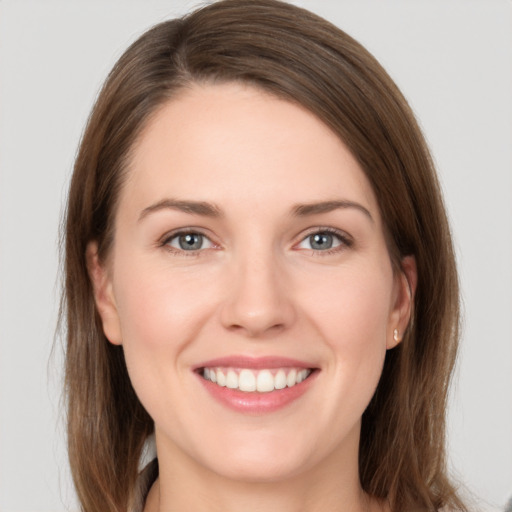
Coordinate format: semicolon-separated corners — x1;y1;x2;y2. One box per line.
195;356;318;413
202;367;312;393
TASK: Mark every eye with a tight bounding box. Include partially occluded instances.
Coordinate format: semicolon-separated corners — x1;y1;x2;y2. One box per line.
164;231;215;252
296;229;350;252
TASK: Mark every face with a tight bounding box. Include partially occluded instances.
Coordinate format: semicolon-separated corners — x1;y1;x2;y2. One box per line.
90;82;413;484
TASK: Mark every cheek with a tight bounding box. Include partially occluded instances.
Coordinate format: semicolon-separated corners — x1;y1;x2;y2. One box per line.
116;278;180;352
299;263;393;398
110;265;219;430
301;262;393;347
114;277;177;399
113;259;213;346
111;261;216;394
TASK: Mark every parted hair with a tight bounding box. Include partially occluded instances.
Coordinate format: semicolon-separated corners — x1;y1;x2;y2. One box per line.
63;1;466;511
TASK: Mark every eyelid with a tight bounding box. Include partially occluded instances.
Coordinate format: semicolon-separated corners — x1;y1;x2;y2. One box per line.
294;227;353;252
159;227;219;254
157;226;352;255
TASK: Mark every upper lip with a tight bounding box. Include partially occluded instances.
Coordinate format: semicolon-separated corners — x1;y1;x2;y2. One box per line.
194;355;317;371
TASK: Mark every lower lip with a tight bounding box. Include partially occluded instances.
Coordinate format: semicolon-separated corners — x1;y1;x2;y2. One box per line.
197;371;317;414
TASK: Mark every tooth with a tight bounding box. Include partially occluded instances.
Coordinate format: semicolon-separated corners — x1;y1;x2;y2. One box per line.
286;369;297;387
297;369;308;383
206;367;311;392
226;370;238;389
274;369;287;389
256;369;275;392
216;369;226;386
238;369;256;392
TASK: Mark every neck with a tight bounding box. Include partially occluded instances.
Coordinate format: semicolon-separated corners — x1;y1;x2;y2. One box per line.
144;429;382;512
147;477;374;512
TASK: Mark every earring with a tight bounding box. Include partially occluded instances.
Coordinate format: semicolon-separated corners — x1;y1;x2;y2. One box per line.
393;328;400;343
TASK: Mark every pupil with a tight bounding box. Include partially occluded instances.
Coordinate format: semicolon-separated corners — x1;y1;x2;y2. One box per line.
179;233;202;250
311;233;332;250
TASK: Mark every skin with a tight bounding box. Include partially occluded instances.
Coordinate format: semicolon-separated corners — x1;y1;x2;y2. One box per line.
88;82;416;512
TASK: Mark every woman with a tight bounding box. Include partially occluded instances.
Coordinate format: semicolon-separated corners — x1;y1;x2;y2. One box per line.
63;0;467;510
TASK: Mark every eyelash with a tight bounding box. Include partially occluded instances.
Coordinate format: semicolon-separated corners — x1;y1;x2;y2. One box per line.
159;227;353;256
296;227;353;255
159;229;216;257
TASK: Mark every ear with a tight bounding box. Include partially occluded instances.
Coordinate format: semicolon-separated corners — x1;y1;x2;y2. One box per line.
387;255;417;349
86;241;123;345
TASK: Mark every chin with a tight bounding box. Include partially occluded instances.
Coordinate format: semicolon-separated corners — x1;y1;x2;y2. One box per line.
190;429;326;484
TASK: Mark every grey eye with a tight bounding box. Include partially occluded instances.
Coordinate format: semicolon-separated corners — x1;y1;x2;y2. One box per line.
179;233;203;250
297;231;345;251
309;233;334;250
168;232;213;251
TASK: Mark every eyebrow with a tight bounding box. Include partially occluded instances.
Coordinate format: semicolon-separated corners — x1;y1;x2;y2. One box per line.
292;200;373;222
138;198;373;223
138;199;222;221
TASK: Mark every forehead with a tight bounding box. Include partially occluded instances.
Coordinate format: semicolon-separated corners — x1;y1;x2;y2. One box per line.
122;82;379;220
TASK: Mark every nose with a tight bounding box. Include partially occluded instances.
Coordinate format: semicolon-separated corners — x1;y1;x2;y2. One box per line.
220;250;296;338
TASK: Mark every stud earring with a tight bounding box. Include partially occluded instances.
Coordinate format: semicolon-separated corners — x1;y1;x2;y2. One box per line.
393;328;400;343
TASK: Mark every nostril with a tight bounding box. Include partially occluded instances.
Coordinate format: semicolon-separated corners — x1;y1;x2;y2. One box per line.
225;320;286;337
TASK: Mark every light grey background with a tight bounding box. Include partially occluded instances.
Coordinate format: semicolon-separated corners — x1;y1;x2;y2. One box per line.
0;1;511;511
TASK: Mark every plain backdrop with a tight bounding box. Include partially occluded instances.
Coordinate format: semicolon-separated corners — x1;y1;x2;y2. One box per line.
0;1;511;511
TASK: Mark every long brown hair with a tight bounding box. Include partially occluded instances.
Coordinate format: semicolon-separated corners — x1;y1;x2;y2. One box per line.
63;1;465;510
